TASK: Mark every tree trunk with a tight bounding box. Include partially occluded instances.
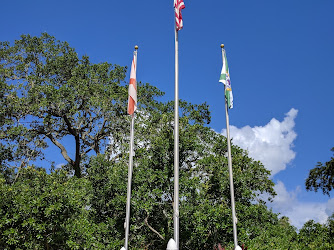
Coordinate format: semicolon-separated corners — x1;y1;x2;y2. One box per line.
73;134;81;178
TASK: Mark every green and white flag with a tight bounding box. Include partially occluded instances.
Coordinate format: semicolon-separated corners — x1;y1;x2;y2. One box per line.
219;49;233;109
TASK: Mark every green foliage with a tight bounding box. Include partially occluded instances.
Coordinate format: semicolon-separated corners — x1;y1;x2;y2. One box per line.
0;167;90;248
306;147;334;196
0;33;130;177
246;215;298;249
86;99;278;249
297;219;333;249
0;144;14;181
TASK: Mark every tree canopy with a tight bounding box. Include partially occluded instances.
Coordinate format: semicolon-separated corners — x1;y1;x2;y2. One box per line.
306;147;334;196
0;33;164;178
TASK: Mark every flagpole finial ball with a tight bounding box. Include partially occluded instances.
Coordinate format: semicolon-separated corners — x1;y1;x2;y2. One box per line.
220;44;225;48
135;45;138;50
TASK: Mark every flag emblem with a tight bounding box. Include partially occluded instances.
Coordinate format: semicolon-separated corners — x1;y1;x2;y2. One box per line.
219;49;233;109
128;51;137;115
174;0;185;31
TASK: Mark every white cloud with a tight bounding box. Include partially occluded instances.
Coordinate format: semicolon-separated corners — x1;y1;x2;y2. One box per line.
269;181;331;229
326;198;334;216
220;109;334;228
222;108;298;176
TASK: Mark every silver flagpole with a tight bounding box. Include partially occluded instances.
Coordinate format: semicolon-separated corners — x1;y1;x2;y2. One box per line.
221;44;238;249
174;27;180;250
124;114;135;250
124;47;138;250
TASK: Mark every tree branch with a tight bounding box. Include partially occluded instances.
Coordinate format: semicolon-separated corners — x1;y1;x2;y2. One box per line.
62;114;77;136
13;159;28;184
45;133;74;166
144;211;165;240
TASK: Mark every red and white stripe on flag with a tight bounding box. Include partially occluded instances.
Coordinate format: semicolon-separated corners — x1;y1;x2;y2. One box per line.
127;51;137;115
174;0;185;31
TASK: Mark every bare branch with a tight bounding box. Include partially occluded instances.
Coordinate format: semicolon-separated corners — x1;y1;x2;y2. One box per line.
13;159;27;184
144;211;165;240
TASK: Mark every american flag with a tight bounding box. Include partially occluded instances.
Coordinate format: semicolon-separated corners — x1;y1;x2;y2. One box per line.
174;0;185;31
127;50;137;115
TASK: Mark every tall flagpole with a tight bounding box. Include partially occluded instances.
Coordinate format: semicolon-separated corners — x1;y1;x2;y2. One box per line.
174;27;180;250
221;44;238;249
170;1;184;249
124;46;138;250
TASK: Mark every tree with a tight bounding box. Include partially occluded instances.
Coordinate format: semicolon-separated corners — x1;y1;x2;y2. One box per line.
0;167;92;249
246;216;298;249
0;33;157;177
84;98;281;249
298;219;333;249
305;147;334;196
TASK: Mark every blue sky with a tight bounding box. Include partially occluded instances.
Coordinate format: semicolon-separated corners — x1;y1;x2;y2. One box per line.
2;0;334;228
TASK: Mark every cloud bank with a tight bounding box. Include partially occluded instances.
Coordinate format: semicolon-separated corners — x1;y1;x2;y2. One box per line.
222;108;298;176
270;181;333;229
221;108;333;228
